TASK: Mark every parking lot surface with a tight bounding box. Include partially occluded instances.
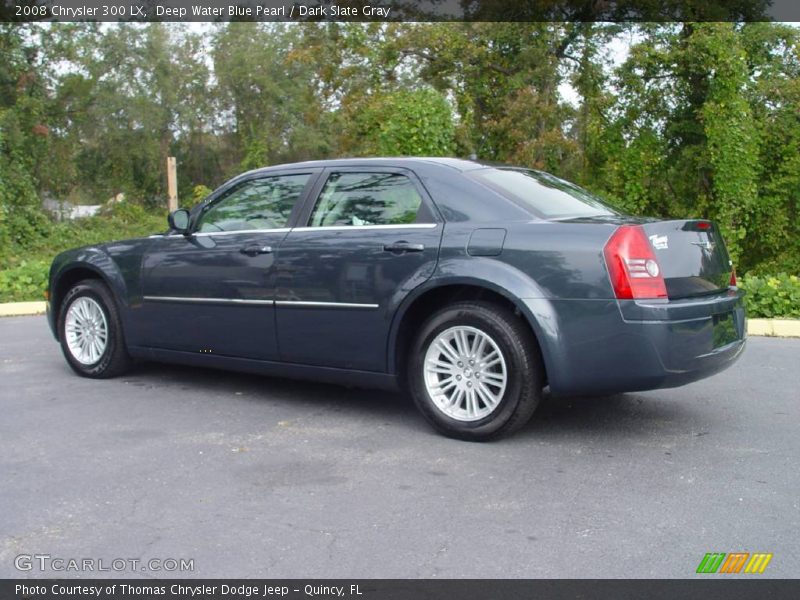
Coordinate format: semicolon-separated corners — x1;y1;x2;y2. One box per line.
1;315;798;578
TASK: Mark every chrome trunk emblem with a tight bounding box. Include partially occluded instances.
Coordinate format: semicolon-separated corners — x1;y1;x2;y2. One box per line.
691;240;716;252
649;234;669;250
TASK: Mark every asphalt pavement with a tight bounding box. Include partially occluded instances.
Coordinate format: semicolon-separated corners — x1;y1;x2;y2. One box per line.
1;315;798;578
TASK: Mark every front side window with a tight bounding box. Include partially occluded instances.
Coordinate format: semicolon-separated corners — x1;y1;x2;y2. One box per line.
309;172;425;227
196;174;311;233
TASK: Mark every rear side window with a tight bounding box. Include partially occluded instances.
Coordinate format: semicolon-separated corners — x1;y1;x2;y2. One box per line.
468;168;618;219
309;172;426;227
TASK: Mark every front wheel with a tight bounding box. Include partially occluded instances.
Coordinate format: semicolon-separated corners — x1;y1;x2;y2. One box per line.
58;279;132;378
408;301;543;441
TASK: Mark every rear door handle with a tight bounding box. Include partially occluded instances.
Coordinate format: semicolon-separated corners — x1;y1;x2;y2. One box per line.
240;245;273;256
383;241;425;253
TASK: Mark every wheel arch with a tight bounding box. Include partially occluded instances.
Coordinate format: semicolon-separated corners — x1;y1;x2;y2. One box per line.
50;259;128;342
388;273;557;388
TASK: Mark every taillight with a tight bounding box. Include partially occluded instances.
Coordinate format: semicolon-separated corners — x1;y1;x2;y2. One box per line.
729;267;737;287
603;225;668;299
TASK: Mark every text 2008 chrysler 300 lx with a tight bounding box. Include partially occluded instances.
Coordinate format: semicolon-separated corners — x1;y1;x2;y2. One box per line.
47;158;745;440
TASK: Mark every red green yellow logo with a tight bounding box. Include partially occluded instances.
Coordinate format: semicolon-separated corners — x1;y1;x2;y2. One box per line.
696;552;773;574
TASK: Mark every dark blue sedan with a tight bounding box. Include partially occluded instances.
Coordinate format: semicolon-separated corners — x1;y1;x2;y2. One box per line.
47;158;746;440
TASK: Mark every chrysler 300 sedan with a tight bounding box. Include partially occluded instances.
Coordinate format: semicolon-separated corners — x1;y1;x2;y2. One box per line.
47;158;746;440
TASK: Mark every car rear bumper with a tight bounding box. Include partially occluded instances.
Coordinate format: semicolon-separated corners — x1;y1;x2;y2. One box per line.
524;289;746;397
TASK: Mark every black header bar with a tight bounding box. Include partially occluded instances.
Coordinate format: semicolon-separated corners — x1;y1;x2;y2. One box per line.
3;579;800;600
3;0;800;23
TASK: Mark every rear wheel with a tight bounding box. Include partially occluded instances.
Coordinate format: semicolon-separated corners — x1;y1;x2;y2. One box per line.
408;301;543;441
58;279;132;378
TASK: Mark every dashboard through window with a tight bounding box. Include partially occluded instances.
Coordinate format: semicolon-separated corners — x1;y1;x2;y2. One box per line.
196;174;311;233
309;172;425;227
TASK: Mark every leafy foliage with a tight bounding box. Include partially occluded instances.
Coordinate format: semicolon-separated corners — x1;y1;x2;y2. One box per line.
0;25;52;259
342;88;454;156
1;22;799;314
1;202;165;301
187;184;213;209
739;274;800;319
593;23;799;274
0;260;49;303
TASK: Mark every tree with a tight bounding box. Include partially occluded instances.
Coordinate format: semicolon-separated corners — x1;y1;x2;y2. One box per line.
213;23;334;171
598;23;797;270
2;22;799;275
341;88;455;156
0;24;51;257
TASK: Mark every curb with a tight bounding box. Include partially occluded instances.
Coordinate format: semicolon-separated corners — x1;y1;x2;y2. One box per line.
747;318;800;338
0;301;47;317
0;301;798;337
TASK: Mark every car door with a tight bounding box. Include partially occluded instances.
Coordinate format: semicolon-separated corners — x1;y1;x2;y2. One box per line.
274;167;443;372
134;170;318;360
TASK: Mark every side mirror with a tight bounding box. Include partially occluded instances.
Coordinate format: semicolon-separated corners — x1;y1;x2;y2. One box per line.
168;209;191;234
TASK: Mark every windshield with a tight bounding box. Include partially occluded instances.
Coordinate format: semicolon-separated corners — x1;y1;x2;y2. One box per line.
467;168;619;219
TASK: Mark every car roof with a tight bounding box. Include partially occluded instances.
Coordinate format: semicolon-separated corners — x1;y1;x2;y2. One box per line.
243;157;492;176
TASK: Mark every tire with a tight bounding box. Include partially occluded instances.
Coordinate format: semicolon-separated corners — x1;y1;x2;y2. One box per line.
58;279;132;378
408;301;543;441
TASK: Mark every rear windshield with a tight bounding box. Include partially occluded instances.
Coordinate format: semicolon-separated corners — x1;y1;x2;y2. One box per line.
467;168;618;219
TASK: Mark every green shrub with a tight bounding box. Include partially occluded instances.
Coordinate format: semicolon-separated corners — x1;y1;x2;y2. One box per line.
34;204;164;259
739;273;800;319
0;260;49;303
185;185;212;209
345;88;456;157
102;200;150;224
1;204;167;302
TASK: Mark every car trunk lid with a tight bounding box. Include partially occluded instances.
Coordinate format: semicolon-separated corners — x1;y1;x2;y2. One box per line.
640;220;733;299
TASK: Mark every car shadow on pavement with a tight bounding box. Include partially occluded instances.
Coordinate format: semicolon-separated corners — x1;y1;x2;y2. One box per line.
520;390;705;441
123;362;702;442
125;361;412;413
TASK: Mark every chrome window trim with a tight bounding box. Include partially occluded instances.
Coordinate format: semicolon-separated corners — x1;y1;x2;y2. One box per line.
143;296;274;306
154;224;434;239
193;227;291;238
153;227;292;239
291;223;438;233
275;300;379;309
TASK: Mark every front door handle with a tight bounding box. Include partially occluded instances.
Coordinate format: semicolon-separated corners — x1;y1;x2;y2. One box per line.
240;244;273;256
383;241;425;253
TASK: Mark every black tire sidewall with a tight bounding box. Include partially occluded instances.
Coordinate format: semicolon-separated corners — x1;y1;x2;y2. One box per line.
58;281;124;377
408;302;538;440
